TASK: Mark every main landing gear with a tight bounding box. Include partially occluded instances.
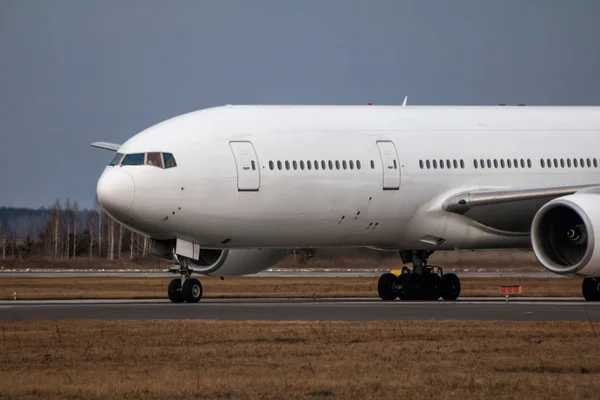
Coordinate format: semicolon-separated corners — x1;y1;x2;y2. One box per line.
168;257;203;303
582;278;600;301
377;251;461;301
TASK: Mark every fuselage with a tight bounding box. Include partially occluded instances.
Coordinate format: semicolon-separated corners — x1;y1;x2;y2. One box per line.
96;105;600;251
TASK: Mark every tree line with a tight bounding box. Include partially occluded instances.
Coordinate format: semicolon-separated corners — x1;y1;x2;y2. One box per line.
1;200;152;261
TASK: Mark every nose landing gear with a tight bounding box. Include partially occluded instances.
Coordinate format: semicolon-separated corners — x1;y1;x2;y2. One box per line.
377;251;461;301
168;256;203;303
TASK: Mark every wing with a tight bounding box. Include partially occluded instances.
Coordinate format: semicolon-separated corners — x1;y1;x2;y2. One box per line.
91;142;122;151
442;184;599;233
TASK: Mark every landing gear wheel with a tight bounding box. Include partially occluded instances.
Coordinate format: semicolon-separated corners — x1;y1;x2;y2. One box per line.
582;278;600;301
395;274;408;300
404;273;423;301
182;278;203;303
441;273;461;301
168;279;184;303
424;273;442;300
377;273;398;301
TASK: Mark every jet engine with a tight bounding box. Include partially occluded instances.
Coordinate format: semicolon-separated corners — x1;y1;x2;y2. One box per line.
151;238;287;277
188;248;287;277
531;193;600;277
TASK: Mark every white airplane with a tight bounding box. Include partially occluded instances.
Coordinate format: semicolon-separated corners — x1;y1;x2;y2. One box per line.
92;104;600;303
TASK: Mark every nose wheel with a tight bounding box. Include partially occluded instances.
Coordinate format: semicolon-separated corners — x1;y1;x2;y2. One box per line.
168;277;203;303
168;257;203;303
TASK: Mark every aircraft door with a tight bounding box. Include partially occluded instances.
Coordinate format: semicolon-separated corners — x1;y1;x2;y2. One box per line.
229;141;260;191
376;141;400;190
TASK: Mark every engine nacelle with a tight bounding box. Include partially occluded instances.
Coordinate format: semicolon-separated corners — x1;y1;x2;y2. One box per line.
193;248;287;277
531;193;600;277
162;238;286;277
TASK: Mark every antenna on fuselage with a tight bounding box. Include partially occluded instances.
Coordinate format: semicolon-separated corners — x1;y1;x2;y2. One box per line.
402;96;408;107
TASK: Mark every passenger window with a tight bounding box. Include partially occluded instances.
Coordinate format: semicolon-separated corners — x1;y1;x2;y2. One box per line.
349;160;354;170
553;159;558;168
500;159;505;168
573;159;578;168
342;160;347;170
292;161;297;170
520;159;525;168
460;160;465;169
300;160;305;170
329;160;334;170
122;153;145;166
433;160;438;169
285;161;290;170
269;161;274;170
356;160;362;170
419;160;424;169
560;159;565;168
588;158;592;168
335;160;340;170
314;160;319;170
277;161;282;170
595;159;599;168
370;160;375;169
162;153;177;168
540;159;545;168
487;159;492;168
307;161;312;170
321;161;326;170
493;159;498;168
547;158;552;168
507;159;512;168
109;153;124;166
146;152;163;168
527;159;532;168
567;159;572;168
454;160;459;169
473;160;478;169
580;158;585;168
439;160;444;169
426;160;431;169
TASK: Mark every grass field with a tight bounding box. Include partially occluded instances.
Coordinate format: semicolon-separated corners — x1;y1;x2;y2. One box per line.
0;276;584;300
1;320;600;399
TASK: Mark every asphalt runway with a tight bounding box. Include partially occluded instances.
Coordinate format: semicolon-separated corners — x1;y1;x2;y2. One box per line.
1;297;598;321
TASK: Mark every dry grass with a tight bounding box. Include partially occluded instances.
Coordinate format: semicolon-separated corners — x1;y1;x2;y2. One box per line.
1;320;600;399
0;276;583;300
1;249;545;271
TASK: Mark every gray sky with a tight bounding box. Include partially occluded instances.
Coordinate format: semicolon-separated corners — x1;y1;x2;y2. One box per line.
1;0;599;209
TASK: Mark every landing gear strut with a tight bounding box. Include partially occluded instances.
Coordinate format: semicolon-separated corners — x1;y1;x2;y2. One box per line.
168;256;203;303
377;251;461;301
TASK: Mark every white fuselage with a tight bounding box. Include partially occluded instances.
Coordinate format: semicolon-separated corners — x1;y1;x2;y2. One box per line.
96;105;600;252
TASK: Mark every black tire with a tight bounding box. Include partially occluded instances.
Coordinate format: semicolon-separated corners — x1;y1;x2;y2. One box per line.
404;273;423;301
182;278;203;303
395;274;408;300
377;273;397;301
441;273;461;301
424;273;442;300
168;279;184;303
582;278;600;301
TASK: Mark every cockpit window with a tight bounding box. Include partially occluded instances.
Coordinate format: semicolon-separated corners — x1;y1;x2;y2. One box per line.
109;153;123;166
121;153;145;166
146;152;163;168
163;153;177;168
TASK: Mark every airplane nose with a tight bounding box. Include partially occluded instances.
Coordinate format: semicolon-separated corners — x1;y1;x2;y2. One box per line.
96;169;135;217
